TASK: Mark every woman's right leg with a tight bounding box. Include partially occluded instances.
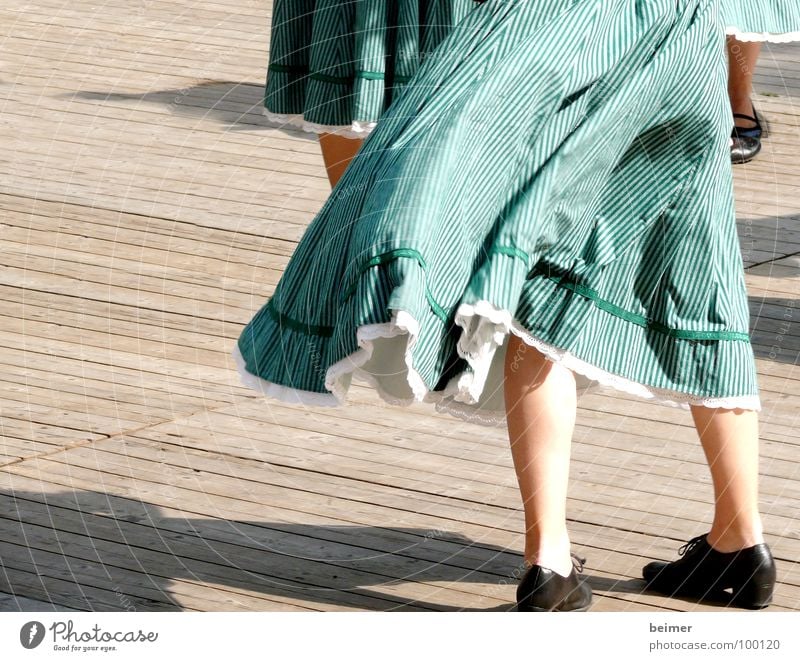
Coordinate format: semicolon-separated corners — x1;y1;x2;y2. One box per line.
504;337;593;611
691;407;764;552
319;133;364;187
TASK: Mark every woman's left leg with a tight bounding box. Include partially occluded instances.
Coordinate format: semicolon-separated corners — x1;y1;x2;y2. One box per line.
727;37;762;122
727;37;764;163
691;407;764;552
643;407;775;609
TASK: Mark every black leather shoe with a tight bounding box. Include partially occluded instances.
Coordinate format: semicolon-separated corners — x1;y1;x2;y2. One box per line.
516;555;592;612
731;104;767;165
731;131;761;164
643;534;776;610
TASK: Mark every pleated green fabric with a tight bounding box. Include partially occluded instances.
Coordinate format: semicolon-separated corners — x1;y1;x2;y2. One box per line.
239;0;760;425
720;0;800;39
265;0;477;134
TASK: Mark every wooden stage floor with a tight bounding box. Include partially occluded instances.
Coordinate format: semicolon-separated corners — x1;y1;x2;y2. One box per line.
0;1;798;612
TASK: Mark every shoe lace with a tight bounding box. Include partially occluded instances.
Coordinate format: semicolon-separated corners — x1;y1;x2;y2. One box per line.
571;553;586;574
678;534;707;557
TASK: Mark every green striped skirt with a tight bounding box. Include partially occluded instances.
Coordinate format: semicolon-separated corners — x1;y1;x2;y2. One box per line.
721;1;800;41
264;0;477;137
239;0;761;425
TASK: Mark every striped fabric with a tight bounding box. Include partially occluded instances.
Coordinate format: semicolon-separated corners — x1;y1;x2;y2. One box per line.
238;0;760;425
265;0;477;134
721;0;800;40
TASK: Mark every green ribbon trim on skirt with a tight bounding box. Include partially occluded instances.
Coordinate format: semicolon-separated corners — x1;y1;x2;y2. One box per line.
268;64;412;85
492;244;531;265
340;248;449;322
266;298;334;338
549;279;750;341
268;248;750;342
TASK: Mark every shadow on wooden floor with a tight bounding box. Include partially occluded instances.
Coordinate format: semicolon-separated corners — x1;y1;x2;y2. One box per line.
0;486;664;611
67;82;315;135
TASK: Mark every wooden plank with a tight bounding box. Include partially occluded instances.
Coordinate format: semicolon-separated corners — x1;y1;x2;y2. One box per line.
0;99;325;175
195;404;800;505
0;213;291;274
0;259;264;323
0;534;344;612
0;467;754;612
4;451;797;611
0;346;240;406
338;380;800;450
2;91;324;164
0;485;507;611
119;426;800;547
0;364;227;418
0;142;329;213
0;194;298;258
9;433;800;563
0;565;180;612
0;284;245;342
2;11;269;50
0;249;276;326
0;378;192;425
0;590;78;612
0;328;241;387
0;308;236;371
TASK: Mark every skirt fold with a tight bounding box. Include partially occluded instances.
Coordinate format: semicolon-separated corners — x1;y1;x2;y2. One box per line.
240;0;761;424
721;0;800;41
265;0;477;135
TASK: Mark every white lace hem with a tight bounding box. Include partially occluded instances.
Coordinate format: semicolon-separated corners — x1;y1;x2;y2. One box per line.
234;301;761;427
263;109;376;139
725;27;800;43
234;346;340;407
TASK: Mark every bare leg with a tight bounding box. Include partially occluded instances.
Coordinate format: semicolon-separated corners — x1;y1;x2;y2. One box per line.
504;337;576;577
726;38;762;127
318;133;363;187
690;407;764;552
503;323;763;568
